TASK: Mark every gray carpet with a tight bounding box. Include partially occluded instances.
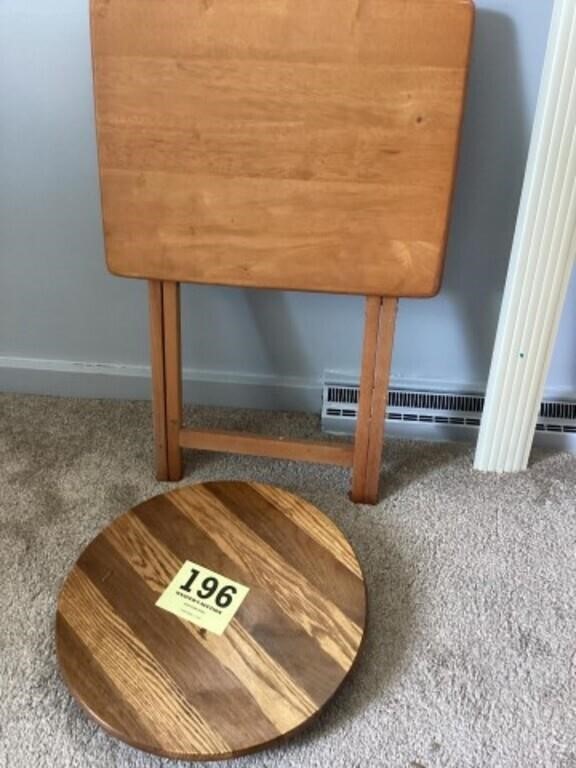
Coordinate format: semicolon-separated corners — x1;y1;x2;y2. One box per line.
1;393;576;768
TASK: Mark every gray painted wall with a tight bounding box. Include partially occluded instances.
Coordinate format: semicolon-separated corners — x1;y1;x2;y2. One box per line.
1;0;573;410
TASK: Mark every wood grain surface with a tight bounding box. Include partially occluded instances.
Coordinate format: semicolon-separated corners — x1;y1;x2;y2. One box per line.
91;0;474;297
56;482;367;760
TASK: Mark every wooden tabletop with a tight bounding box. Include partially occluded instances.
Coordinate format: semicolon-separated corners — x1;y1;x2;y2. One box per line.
56;482;367;760
91;0;474;297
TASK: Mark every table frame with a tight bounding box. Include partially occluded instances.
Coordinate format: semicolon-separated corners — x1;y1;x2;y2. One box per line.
92;0;474;505
149;281;397;504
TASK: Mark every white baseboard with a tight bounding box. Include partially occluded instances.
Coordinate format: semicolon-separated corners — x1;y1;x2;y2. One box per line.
0;356;320;411
1;355;574;454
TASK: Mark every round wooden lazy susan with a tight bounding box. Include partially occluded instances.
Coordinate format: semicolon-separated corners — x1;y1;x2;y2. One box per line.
56;482;367;761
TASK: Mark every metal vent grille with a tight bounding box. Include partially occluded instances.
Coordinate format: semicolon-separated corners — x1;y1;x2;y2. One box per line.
322;382;576;436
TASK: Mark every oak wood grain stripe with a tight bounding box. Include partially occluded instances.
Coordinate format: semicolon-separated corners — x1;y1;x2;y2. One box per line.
134;494;348;704
252;483;363;578
104;512;318;729
206;482;365;625
77;534;280;749
170;486;363;669
56;615;157;751
59;567;230;756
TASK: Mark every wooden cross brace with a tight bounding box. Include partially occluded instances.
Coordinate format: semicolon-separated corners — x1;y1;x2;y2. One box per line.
149;281;397;505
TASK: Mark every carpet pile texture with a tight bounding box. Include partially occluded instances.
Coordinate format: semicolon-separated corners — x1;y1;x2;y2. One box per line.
1;394;575;768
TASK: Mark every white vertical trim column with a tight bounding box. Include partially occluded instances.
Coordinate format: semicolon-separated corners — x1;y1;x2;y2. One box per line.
475;0;576;472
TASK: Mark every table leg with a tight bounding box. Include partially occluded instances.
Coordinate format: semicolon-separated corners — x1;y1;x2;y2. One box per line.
148;281;168;480
162;281;183;481
350;297;397;504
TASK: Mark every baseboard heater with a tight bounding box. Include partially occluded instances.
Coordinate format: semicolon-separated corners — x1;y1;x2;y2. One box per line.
321;379;576;452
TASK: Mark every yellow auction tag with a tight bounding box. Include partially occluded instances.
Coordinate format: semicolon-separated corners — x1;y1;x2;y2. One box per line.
156;560;250;636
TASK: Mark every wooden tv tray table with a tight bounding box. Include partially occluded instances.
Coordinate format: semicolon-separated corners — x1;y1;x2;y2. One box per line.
91;0;474;502
56;482;367;760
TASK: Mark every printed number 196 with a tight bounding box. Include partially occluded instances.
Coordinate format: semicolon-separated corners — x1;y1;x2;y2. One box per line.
180;568;238;609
